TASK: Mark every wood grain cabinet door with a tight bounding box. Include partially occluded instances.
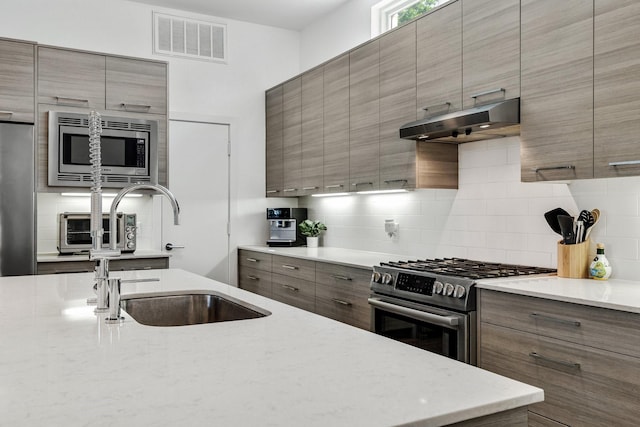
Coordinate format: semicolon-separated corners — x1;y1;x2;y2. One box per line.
0;39;35;123
106;57;167;115
461;0;520;108
282;78;302;197
594;0;640;178
239;267;272;298
266;86;284;197
323;54;350;194
520;0;594;182
300;67;324;196
38;47;106;109
349;40;380;192
416;0;462;116
379;22;418;191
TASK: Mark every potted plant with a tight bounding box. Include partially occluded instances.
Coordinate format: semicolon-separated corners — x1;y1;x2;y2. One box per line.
299;219;327;248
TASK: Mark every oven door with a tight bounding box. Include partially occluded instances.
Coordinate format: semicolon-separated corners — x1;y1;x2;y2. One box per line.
369;295;476;365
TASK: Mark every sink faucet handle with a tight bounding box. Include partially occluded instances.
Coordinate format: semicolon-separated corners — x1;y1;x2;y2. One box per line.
105;278;124;324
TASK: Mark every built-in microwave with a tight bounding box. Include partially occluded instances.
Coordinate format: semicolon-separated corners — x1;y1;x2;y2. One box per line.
58;212;137;254
48;111;158;188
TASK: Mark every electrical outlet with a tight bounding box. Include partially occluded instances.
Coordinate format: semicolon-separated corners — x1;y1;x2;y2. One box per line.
385;219;399;238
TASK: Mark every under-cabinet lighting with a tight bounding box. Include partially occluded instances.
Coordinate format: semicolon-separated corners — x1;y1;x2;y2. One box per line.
356;189;408;195
479;124;491;129
60;192;144;198
311;192;351;198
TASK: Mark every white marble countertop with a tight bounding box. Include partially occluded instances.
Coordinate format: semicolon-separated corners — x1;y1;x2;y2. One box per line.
37;250;170;262
0;269;542;426
238;245;408;269
477;276;640;314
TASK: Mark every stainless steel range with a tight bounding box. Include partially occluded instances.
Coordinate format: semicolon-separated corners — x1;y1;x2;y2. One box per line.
369;258;556;365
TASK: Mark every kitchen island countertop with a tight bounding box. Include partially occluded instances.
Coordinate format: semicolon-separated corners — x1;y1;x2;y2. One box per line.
0;269;542;426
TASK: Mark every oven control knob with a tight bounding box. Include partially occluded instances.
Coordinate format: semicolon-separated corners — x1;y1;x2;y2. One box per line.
371;272;381;283
126;242;135;249
443;283;454;297
126;233;134;240
433;281;444;294
453;284;466;299
382;273;393;285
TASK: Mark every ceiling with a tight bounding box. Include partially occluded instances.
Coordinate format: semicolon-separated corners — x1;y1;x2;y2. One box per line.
129;0;353;31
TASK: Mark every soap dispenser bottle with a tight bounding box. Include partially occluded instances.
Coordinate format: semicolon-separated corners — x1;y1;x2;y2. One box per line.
590;243;612;280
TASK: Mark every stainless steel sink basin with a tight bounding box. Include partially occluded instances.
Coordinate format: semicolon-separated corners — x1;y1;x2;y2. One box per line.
121;290;271;327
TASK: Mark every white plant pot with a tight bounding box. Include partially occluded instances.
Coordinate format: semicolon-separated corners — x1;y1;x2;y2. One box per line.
306;236;319;248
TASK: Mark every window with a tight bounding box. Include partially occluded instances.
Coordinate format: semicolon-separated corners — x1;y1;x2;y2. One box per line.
371;0;451;36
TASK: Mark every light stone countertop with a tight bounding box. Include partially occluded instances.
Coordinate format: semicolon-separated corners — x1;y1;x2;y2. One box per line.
37;249;170;262
477;276;640;314
0;269;542;426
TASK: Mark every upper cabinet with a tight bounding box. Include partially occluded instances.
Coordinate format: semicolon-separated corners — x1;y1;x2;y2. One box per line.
416;1;462;117
349;40;380;192
265;86;284;197
323;54;350;194
106;57;167;115
282;77;303;197
461;0;520;108
300;68;324;196
594;0;640;178
0;39;35;123
520;0;594;182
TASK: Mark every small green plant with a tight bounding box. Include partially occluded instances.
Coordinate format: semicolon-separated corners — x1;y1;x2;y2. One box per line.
299;220;327;237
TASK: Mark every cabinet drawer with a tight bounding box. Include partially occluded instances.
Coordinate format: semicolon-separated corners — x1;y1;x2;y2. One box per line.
272;255;315;281
238;267;272;298
479;290;640;358
480;322;640;426
271;273;315;312
239;250;272;272
315;263;371;329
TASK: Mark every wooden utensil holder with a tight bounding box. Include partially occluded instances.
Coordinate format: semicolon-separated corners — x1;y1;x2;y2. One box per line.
557;239;590;278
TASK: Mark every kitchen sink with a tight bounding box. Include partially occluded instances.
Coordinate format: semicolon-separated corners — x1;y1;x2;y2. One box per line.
121;290;271;327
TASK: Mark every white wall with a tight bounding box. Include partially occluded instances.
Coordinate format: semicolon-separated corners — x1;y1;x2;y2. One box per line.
301;137;640;281
1;0;302;268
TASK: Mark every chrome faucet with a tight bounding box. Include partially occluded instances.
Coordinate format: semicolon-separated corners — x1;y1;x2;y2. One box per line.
90;183;181;316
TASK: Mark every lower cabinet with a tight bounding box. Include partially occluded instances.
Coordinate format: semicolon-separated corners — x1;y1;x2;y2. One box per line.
37;256;169;274
238;249;372;330
478;289;640;426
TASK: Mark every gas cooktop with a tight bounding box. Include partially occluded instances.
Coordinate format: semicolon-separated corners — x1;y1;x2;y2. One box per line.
380;258;556;280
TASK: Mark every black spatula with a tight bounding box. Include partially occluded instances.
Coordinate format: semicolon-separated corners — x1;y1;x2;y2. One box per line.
544;208;570;236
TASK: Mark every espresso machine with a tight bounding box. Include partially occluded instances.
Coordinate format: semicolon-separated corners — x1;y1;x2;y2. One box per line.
267;208;307;247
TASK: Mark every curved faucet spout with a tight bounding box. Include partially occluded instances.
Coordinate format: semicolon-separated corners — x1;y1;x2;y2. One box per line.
109;183;181;250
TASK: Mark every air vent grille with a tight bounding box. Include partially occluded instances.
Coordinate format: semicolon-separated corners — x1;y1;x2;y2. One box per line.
153;12;226;63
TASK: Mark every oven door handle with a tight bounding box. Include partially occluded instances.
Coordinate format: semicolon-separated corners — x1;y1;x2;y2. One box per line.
368;298;460;327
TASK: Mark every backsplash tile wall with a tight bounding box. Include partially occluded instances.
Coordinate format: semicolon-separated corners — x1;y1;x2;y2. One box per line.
37;193;157;254
301;136;640;280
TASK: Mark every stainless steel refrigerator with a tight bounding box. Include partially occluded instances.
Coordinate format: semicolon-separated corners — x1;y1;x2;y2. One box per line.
0;121;35;276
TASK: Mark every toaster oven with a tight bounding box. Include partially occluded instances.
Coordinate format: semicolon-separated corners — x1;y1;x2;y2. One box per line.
58;212;137;254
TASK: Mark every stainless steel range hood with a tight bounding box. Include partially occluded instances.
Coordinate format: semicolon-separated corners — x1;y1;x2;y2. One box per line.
399;98;520;143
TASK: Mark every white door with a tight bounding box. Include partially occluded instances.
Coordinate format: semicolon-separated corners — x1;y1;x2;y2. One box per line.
162;120;230;283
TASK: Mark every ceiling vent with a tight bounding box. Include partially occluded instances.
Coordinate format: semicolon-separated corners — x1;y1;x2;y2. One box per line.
153;12;226;63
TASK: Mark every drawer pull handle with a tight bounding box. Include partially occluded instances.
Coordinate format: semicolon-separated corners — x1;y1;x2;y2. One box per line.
529;352;581;370
383;179;408;185
421;101;451;113
283;188;297;192
121;103;152;112
302;186;318;190
332;298;352;306
471;87;505;100
532;165;575;173
0;110;14;117
247;275;259;281
282;284;299;292
331;274;352;281
55;96;89;106
246;258;258;263
282;265;298;270
325;184;343;189
266;190;279;194
609;160;640;167
530;312;581;327
352;182;373;187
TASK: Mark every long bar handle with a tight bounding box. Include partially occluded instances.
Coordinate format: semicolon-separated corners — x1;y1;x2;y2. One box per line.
121;103;152;112
383;179;408;184
331;274;352;281
532;165;576;173
0;110;14;117
332;298;352;306
609;160;640;167
471;88;505;99
530;312;581;327
247;275;259;281
529;352;581;370
281;284;299;292
55;96;89;106
302;186;318;190
325;184;344;189
283;188;297;192
266;190;279;194
282;264;298;270
352;182;373;187
368;298;459;328
421;101;451;112
246;257;259;263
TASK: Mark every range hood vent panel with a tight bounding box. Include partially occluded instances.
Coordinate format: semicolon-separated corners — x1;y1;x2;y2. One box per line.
399;98;520;143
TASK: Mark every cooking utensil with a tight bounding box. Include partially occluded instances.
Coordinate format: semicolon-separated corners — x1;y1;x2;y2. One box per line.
558;215;575;244
585;209;601;240
544;207;571;235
